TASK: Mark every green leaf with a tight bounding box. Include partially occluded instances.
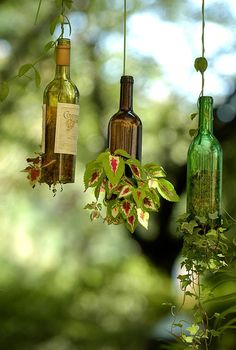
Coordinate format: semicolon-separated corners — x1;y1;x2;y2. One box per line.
190;112;197;120
95;150;109;163
181;220;198;234
103;153;125;186
50;16;61;35
148;188;160;209
186;324;199;335
156;178;179;202
18;63;33;77
44;41;55;53
182;335;193;343
209;329;220;337
0;81;9;102
194;57;208;73
173;323;183;328
209;211;219;220
144;163;166;178
34;68;41;87
114;148;131;159
189;128;198;137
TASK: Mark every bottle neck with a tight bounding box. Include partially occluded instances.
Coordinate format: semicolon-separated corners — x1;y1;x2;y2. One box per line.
55;38;71;80
119;76;134;111
55;65;70;79
198;96;214;133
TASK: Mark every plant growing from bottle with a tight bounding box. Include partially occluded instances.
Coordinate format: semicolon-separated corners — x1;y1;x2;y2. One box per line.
164;1;235;349
84;148;179;233
21;1;80;192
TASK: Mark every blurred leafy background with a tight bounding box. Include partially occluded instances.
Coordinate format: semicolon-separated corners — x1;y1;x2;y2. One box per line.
0;0;235;349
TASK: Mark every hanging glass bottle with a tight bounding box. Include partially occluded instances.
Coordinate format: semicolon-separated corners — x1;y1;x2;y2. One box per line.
108;75;142;161
186;96;223;227
40;38;80;186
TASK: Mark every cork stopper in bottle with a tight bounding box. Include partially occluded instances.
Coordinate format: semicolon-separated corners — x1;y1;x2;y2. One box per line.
56;38;71;66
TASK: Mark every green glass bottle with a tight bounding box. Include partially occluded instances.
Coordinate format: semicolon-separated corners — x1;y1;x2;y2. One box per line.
108;75;142;161
186;96;223;227
40;38;80;186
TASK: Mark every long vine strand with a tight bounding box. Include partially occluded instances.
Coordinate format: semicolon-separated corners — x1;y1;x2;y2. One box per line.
123;0;127;76
201;0;205;96
194;0;208;97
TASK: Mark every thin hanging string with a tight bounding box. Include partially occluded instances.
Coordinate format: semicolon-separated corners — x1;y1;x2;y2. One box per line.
201;0;205;96
123;0;127;76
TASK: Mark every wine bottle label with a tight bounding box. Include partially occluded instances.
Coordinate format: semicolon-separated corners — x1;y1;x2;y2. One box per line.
54;102;80;155
41;104;46;153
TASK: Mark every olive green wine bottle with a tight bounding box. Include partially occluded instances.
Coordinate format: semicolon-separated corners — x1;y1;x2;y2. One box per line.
186;96;223;227
108;75;142;161
40;38;80;186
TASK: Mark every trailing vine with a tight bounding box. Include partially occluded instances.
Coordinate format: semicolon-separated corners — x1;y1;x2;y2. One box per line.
163;214;236;350
0;0;73;103
164;1;236;349
20;0;74;192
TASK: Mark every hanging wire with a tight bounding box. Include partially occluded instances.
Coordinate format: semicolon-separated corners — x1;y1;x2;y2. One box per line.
123;0;127;76
201;0;205;96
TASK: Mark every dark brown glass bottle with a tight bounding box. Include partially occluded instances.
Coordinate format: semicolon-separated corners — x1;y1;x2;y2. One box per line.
40;38;80;186
108;75;142;161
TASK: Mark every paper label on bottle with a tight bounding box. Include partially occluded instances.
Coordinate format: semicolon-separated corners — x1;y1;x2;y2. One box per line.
41;104;46;153
54;102;80;155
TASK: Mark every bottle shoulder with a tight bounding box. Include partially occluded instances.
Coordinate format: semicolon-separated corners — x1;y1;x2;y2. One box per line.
44;77;79;104
188;132;222;153
109;110;142;125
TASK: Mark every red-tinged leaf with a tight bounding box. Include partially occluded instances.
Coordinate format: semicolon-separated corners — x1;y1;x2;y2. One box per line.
109;155;119;174
111;205;119;218
121;200;133;218
24;166;41;187
118;185;132;198
126;213;138;233
90;210;100;221
126;159;142;179
103;152;125;186
143;197;156;211
131;164;141;178
84;160;103;190
88;169;102;187
132;188;145;206
30;168;40;182
137;208;149;230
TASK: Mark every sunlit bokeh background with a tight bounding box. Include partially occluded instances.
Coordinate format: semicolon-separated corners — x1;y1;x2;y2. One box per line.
0;0;235;349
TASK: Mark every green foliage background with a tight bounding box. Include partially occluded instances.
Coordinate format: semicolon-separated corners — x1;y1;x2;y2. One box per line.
0;0;235;349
